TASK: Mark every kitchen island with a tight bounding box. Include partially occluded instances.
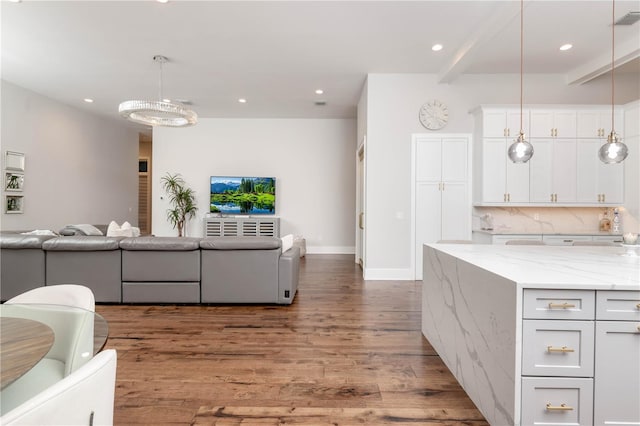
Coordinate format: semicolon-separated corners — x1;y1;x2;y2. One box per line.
421;243;639;426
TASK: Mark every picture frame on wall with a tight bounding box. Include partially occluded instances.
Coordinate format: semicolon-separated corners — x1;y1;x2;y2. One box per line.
4;151;25;172
5;195;24;214
4;172;24;192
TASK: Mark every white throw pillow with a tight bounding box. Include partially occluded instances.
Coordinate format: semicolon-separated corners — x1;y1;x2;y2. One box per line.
106;221;134;238
281;234;294;253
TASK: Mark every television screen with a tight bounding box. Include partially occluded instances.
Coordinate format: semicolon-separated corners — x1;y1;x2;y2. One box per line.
210;176;276;215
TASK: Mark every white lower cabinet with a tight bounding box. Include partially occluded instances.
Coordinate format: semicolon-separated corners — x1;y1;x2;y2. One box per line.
521;377;593;426
522;289;640;426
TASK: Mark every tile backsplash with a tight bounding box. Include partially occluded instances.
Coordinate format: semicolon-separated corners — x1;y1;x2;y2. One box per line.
473;206;640;234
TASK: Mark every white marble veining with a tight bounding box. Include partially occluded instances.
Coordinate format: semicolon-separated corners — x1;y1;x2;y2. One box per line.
473;206;640;235
421;244;639;425
428;244;639;290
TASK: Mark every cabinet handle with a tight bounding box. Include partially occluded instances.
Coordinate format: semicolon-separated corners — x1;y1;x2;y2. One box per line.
550;194;554;202
548;302;576;309
598;194;602;202
602;194;605;203
547;346;575;353
504;193;507;202
507;193;510;202
442;182;445;191
636;304;640;310
546;403;573;411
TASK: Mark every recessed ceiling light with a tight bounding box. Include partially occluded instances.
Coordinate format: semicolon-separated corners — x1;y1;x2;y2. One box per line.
560;44;573;51
431;44;443;52
83;98;94;103
238;98;247;103
9;0;22;3
315;89;324;95
157;0;169;3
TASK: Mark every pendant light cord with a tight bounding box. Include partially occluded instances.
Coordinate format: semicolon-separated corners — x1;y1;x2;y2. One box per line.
611;0;615;133
520;0;524;133
158;58;164;102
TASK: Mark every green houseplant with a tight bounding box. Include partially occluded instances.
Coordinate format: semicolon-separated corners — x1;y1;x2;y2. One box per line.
160;173;198;237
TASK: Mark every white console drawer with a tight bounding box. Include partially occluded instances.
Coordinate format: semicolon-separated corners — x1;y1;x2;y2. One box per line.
596;290;640;321
522;377;593;426
523;289;595;320
522;320;594;377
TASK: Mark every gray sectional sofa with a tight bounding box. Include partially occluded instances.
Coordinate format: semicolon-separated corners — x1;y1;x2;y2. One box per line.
0;234;299;304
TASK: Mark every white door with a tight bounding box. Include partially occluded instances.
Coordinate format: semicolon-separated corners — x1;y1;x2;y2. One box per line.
553;138;577;203
415;181;442;279
441;181;469;241
529;139;554;202
482;138;507;203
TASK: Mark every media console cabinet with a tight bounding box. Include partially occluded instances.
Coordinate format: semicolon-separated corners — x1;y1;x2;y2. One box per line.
204;216;280;237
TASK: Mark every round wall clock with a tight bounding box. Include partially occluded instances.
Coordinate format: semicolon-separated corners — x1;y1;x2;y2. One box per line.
419;100;449;130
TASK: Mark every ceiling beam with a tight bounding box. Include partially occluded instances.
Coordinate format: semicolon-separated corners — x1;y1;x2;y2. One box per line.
566;37;640;85
437;2;524;84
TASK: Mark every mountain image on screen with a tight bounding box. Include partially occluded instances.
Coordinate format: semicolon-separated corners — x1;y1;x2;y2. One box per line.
210;176;275;215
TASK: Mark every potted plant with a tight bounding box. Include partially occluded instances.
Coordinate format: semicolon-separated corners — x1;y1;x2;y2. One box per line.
160;173;198;237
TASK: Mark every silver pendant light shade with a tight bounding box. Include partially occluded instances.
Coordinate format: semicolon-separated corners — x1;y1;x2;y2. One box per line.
598;0;628;164
119;55;197;128
507;0;533;164
508;132;534;163
598;131;628;163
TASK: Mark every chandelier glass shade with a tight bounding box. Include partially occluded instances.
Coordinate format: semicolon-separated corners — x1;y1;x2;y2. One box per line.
598;0;628;164
507;0;533;164
119;55;197;127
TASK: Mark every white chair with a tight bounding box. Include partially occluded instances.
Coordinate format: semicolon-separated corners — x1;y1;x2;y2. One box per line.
0;349;117;426
1;285;96;414
6;284;95;312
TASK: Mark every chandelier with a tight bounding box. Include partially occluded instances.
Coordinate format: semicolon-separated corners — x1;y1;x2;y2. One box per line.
507;0;534;163
119;55;197;127
598;0;628;164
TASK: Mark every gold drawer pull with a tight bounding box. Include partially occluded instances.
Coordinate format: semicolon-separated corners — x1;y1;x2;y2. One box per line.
636;303;640;309
546;403;573;411
547;346;575;353
548;302;576;309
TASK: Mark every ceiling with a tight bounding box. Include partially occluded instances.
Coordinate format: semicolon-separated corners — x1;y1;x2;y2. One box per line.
2;1;639;128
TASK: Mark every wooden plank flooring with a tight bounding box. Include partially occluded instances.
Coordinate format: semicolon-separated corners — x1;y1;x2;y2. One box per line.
96;254;488;425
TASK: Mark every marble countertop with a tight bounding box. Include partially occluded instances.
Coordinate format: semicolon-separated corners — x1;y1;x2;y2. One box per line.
472;229;621;236
426;243;640;290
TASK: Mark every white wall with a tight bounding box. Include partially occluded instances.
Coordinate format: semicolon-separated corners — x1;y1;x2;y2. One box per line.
152;118;357;253
363;73;640;279
0;81;139;231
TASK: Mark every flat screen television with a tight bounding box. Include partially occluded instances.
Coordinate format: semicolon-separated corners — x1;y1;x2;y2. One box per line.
210;176;276;215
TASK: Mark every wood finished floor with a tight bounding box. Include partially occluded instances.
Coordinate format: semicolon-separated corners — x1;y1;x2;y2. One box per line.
96;254;488;425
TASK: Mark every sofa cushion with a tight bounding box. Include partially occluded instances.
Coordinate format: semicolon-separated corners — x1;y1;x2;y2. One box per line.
0;234;57;249
119;236;201;251
42;236;121;251
200;236;281;250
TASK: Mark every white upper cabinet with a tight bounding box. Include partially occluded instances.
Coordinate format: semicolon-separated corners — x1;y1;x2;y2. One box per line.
530;109;577;138
472;105;624;206
482;108;529;138
576;109;623;139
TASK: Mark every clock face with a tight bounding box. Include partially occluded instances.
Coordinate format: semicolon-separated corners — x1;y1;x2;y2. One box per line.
419;100;448;130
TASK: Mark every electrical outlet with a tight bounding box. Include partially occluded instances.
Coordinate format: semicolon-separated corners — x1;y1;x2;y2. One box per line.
533;213;539;221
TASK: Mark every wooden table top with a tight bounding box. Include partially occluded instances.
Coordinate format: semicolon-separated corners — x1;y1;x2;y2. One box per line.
0;317;54;390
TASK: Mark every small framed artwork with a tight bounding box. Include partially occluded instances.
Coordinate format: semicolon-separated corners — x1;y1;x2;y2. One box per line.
4;172;24;192
5;151;25;172
5;195;23;214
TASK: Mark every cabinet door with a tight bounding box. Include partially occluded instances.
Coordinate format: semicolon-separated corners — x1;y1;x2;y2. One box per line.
554;111;577;137
542;235;593;246
594;321;640;425
530;110;576;138
576;139;624;204
577;109;623;139
442;138;468;183
530;139;554;202
531;110;555;138
415;182;442;280
506;160;530;203
440;181;469;241
415;137;442;182
483;110;509;137
482;139;507;203
507;108;529;138
553;139;577;203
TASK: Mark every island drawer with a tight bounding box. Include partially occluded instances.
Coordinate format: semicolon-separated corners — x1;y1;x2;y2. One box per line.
522;320;594;377
596;290;640;321
521;377;593;426
523;289;595;320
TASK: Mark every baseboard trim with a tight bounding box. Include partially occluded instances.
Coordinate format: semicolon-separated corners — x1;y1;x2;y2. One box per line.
306;246;355;254
363;267;414;281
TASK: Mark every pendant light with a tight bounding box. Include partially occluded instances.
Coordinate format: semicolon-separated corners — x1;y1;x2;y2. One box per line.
119;55;197;127
508;0;534;163
598;0;628;164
